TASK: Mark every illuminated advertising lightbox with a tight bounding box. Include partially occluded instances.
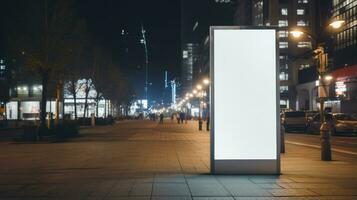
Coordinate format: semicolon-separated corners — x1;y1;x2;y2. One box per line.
210;27;280;174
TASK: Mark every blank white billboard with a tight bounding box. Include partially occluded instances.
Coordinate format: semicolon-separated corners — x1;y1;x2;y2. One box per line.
212;28;279;168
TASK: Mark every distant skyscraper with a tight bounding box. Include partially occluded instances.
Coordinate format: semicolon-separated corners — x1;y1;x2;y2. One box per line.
181;43;198;94
171;80;177;106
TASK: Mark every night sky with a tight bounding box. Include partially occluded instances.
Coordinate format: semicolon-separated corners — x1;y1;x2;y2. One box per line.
0;0;182;102
77;0;182;101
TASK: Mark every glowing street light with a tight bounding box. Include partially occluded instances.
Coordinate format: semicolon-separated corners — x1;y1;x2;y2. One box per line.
203;78;210;85
192;89;197;94
196;84;202;90
324;75;333;81
329;19;345;29
290;30;304;38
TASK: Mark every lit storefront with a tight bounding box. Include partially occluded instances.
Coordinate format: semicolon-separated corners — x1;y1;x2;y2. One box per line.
329;65;357;113
4;79;114;120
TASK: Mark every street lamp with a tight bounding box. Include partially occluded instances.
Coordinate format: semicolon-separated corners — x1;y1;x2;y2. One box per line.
203;78;210;85
289;19;344;161
290;30;304;38
141;23;149;108
329;19;345;29
196;84;203;90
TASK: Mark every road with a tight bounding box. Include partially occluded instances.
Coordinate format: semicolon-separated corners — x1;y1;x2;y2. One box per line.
1;120;357;199
286;132;357;156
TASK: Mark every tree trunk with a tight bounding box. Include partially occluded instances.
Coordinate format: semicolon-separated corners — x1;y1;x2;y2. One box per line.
95;93;99;117
40;72;49;129
55;80;62;125
83;81;90;118
70;81;78;120
104;99;107;118
73;91;77;119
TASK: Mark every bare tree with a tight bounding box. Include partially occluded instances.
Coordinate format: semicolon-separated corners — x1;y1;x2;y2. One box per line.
9;0;79;128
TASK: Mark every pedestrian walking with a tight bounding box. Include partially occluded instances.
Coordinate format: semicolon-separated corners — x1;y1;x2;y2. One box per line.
176;113;180;124
159;113;164;124
180;112;184;124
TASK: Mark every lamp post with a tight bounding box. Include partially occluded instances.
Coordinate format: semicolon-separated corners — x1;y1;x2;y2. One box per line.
141;23;149;109
203;78;210;131
290;19;344;161
196;84;203;131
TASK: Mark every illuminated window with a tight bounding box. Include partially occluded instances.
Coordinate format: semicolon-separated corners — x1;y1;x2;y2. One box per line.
279;72;289;80
280;64;289;69
297;9;305;15
280;86;289;93
0;65;5;70
279;20;288;27
299;64;310;70
278;30;288;38
281;8;288;16
0;59;3;64
297;41;312;48
297;20;308;26
182;51;188;58
298;0;308;3
279;55;288;60
279;42;289;48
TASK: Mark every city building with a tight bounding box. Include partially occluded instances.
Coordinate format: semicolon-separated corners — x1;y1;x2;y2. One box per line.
0;58;8;116
180;0;236;117
4;79;114;120
181;43;198;94
327;0;357;113
180;0;236;96
295;0;357;113
245;0;318;110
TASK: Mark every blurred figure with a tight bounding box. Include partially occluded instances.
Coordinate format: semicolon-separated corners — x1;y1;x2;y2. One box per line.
159;113;164;124
180;112;185;124
176;113;180;124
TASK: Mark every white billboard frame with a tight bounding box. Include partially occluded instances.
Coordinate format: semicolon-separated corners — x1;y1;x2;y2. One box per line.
210;26;281;174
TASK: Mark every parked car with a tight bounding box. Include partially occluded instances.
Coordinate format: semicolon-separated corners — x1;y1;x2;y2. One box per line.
306;113;357;135
305;111;319;121
282;111;307;132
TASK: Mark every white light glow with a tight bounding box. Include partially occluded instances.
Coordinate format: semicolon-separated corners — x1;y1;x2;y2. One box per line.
213;29;277;160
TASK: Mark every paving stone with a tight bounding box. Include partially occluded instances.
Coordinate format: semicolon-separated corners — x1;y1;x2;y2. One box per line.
1;120;357;199
129;183;152;196
268;189;318;197
152;183;191;196
188;181;231;197
151;197;192;200
193;197;235;200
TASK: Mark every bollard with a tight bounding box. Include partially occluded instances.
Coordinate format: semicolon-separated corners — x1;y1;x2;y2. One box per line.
206;118;210;131
198;119;202;131
91;113;96;127
320;122;332;161
280;125;285;153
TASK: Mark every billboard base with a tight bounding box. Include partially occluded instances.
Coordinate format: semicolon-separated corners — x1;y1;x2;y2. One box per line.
212;160;280;175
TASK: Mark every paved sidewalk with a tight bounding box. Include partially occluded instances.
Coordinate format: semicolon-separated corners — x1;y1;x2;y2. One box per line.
0;120;357;199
